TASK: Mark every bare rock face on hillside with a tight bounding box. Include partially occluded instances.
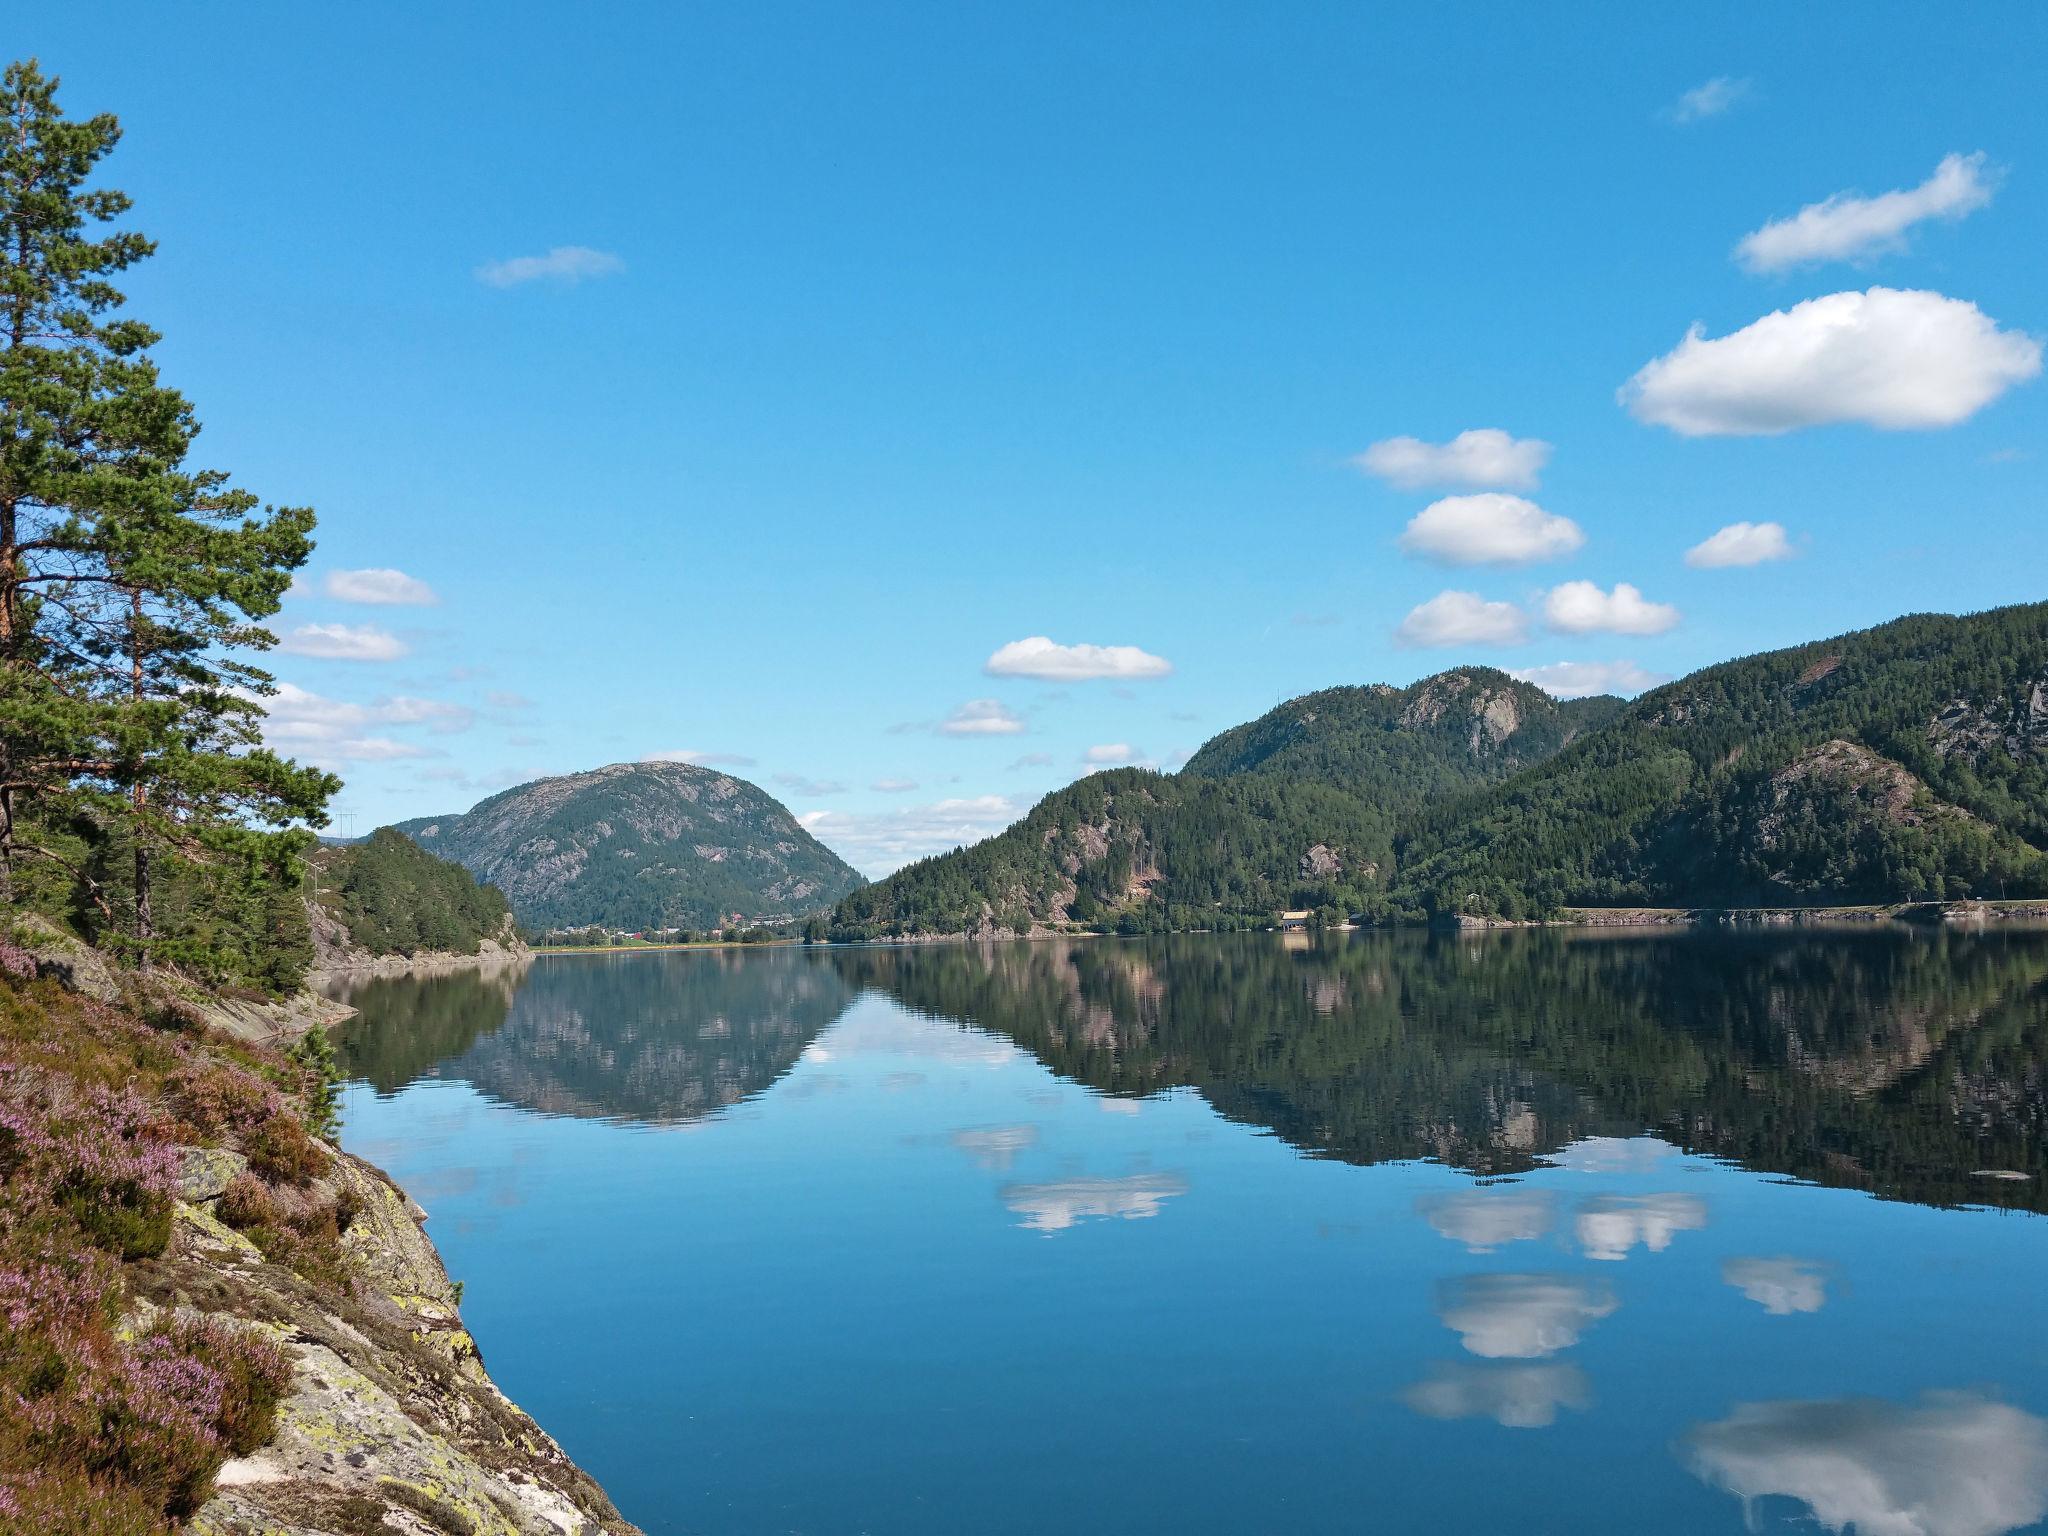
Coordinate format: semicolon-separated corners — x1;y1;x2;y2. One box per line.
392;761;864;932
1928;676;2048;764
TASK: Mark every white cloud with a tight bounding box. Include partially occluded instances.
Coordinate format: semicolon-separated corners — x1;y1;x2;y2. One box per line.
1010;752;1055;769
1399;493;1585;566
1686;520;1796;568
641;749;758;767
1544;581;1680;636
1417;1190;1555;1253
1722;1256;1829;1315
798;794;1026;876
951;1125;1040;1171
1621;288;2042;436
999;1173;1189;1234
322;567;438;605
1435;1273;1618;1359
1403;1363;1592;1430
984;636;1173;682
475;245;624;288
1395;591;1530;649
1355;429;1552;491
1511;660;1670;699
1670;76;1750;123
870;777;918;793
254;682;465;766
279;622;409;661
939;698;1026;736
1083;743;1138;765
1685;1393;2048;1536
1736;153;1996;273
1574;1193;1708;1261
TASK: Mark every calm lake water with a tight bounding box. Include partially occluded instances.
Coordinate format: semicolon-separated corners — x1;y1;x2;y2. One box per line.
334;929;2048;1536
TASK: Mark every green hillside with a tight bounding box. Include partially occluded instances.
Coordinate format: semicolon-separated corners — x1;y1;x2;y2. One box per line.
311;829;513;958
1393;603;2048;917
829;770;1394;939
1183;668;1621;809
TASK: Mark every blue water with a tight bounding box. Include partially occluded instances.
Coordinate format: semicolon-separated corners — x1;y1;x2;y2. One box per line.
337;932;2048;1535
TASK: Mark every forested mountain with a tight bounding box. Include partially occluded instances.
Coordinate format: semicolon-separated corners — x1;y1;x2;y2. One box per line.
1183;669;1621;809
392;762;863;931
830;771;1395;939
309;829;514;959
1394;603;2048;916
833;603;2048;937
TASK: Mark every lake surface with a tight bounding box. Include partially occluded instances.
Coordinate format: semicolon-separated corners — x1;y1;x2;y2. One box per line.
335;929;2048;1536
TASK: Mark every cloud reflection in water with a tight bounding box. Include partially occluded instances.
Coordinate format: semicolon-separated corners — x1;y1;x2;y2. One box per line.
1684;1392;2048;1536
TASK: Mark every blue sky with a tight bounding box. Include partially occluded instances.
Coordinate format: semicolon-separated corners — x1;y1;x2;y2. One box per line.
19;3;2047;873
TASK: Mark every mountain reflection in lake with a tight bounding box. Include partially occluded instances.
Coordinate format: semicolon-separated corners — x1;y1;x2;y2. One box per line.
337;929;2048;1536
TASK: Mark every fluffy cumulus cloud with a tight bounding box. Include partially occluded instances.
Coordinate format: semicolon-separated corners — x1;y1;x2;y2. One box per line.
1621;288;2042;436
1670;75;1749;123
475;245;624;288
1684;1393;2048;1536
1737;153;1996;273
1355;428;1552;491
1399;493;1585;566
999;1173;1189;1234
1435;1273;1619;1359
1510;660;1671;699
1395;590;1530;649
1417;1190;1556;1253
322;567;438;605
1544;581;1680;636
1403;1362;1592;1430
984;636;1172;682
1686;520;1796;569
1721;1256;1829;1316
279;622;408;661
939;698;1026;736
1573;1193;1708;1261
1083;743;1139;765
798;794;1025;876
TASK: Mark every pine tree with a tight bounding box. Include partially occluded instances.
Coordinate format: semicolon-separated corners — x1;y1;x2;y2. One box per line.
0;59;336;964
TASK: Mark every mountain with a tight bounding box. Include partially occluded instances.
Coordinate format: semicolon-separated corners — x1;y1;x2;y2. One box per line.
1394;603;2048;917
832;602;2048;937
391;761;864;931
1182;668;1621;809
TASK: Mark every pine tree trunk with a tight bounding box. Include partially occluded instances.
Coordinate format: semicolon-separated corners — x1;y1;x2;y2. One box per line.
129;586;151;968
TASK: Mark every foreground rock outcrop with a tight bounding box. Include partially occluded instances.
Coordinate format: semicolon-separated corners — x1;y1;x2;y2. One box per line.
166;1155;636;1536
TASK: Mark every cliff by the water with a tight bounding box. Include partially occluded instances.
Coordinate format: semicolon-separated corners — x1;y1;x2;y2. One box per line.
0;944;637;1533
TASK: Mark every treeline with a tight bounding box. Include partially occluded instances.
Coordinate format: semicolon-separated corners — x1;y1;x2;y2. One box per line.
314;830;511;958
0;62;333;993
